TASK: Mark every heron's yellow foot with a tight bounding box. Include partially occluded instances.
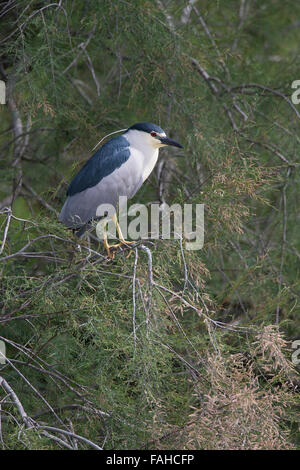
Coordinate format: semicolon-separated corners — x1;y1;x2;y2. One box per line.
118;239;136;258
104;213;136;258
104;239;116;259
113;239;135;248
104;239;135;259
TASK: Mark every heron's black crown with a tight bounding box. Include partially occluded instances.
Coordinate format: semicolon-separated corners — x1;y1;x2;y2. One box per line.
127;122;164;134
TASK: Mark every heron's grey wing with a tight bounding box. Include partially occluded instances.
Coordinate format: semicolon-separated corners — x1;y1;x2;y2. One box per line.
59;153;144;228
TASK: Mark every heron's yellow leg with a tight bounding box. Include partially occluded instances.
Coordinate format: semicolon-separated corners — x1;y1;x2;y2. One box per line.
102;214;134;258
112;214;135;247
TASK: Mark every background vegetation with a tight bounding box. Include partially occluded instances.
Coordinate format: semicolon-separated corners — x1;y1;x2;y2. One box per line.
0;0;299;450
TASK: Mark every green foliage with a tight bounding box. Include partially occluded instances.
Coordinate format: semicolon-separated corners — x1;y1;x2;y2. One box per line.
0;0;299;450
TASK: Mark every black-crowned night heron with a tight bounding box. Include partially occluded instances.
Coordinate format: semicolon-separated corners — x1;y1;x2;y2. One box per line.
59;122;183;257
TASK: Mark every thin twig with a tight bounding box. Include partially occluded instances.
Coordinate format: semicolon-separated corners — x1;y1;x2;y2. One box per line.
132;248;138;352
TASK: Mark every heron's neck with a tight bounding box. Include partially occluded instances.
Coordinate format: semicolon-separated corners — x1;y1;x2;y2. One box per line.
125;130;159;181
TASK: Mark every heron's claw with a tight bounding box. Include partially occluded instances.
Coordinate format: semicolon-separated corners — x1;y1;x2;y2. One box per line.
104;240;136;259
104;239;136;259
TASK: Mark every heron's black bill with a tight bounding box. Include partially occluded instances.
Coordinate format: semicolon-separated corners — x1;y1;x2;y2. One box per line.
159;136;183;148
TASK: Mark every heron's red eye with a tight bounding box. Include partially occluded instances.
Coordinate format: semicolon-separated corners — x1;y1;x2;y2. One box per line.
151;131;157;137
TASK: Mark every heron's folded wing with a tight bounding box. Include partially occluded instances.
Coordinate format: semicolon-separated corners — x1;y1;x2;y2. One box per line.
66;135;130;197
59;138;144;228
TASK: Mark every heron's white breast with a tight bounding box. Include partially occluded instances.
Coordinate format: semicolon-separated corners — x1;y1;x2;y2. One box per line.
141;149;159;182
